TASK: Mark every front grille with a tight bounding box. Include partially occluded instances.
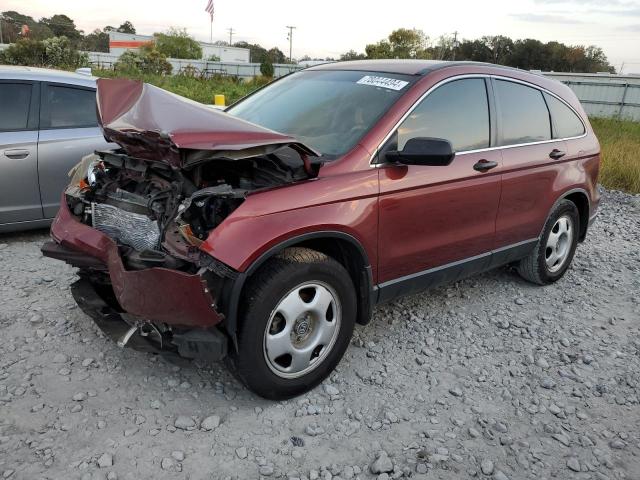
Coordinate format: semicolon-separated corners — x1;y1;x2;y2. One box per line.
92;202;160;251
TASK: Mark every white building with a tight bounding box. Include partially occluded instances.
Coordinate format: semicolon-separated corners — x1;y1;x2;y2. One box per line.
108;31;249;63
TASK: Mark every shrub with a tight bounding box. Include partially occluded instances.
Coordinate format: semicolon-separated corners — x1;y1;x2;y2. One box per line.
260;59;274;78
0;36;87;69
154;27;202;60
0;38;46;65
115;48;172;75
207;54;221;62
114;50;143;72
141;48;172;75
42;36;88;69
94;68;269;105
178;64;199;77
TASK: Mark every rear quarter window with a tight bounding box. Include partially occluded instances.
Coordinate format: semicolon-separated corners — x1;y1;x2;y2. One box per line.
42;85;97;129
0;83;32;131
544;93;585;139
495;80;551;145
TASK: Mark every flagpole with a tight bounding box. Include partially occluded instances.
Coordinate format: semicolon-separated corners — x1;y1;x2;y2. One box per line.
210;16;212;44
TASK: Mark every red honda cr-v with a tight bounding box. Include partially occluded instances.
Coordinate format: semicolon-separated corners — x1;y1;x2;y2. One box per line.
42;60;600;399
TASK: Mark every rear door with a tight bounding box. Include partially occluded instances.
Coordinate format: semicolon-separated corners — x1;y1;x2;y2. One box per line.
37;82;111;218
493;78;566;248
0;80;42;224
377;77;502;299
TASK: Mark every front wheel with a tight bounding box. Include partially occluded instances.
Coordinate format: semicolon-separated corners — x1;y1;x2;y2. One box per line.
517;199;580;285
231;247;356;400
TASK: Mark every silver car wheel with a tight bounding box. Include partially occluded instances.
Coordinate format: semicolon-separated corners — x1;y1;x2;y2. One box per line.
263;282;341;379
545;214;573;273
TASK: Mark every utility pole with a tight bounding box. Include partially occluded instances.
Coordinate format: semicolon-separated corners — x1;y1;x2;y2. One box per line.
227;27;234;46
286;26;296;62
452;31;458;61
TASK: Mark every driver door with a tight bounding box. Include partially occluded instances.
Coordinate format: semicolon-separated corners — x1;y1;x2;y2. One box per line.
376;77;502;301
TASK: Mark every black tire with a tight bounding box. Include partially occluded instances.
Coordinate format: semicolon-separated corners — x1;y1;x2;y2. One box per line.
230;247;356;400
517;199;580;285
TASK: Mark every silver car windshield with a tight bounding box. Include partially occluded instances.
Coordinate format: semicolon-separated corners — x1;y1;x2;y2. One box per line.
227;70;414;158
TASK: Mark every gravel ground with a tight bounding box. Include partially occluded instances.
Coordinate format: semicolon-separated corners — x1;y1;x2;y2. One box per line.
1;189;639;480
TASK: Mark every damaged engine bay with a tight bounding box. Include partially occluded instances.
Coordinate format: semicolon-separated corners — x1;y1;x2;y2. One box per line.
66;147;315;273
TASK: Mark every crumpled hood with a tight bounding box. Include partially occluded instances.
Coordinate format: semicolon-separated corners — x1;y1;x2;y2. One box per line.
96;78;319;168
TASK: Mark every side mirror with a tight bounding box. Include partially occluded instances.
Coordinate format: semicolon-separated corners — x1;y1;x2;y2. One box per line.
385;137;455;166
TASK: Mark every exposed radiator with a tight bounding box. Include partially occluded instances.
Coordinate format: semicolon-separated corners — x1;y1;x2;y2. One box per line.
92;202;160;251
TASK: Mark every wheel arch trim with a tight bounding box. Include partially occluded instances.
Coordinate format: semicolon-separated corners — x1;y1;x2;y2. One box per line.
223;230;373;350
546;187;591;241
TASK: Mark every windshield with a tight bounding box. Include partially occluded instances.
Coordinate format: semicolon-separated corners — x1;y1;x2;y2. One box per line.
227;70;414;158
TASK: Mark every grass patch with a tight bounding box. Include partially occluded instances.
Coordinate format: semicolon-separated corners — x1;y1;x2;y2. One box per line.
591;117;640;194
93;69;269;105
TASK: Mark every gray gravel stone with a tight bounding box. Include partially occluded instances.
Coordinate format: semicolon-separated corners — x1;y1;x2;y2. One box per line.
567;458;581;472
236;447;247;459
480;459;494;475
174;416;196;430
201;415;221;430
97;453;113;468
370;451;393;474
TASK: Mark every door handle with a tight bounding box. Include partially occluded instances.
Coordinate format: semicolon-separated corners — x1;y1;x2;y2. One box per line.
3;149;30;159
549;149;566;160
473;159;498;172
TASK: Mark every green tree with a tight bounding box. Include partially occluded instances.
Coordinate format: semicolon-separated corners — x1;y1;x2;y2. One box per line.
1;10;53;42
340;50;366;61
365;28;429;59
40;14;81;42
481;35;514;65
80;28;109;52
153;27;202;59
268;47;286;64
583;45;614;73
117;21;136;34
509;38;547;70
457;39;492;62
365;40;392;59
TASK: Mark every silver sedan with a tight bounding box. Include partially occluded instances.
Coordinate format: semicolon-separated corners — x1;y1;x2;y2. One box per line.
0;66;112;232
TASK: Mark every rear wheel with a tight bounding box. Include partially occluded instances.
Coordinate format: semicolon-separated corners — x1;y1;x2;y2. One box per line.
517;199;579;285
231;247;356;400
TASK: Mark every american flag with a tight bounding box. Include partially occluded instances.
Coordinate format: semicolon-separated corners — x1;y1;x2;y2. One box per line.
205;0;214;20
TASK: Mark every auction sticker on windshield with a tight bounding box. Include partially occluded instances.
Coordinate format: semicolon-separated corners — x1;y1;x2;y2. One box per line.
356;75;409;91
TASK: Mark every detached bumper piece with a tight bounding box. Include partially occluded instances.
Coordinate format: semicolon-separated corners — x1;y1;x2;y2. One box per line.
44;196;223;328
71;279;228;361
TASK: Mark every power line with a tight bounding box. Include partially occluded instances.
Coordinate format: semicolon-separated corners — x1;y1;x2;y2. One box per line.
452;30;458;61
286;25;296;62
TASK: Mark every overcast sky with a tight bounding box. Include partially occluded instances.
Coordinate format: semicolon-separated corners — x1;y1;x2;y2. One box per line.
7;0;640;72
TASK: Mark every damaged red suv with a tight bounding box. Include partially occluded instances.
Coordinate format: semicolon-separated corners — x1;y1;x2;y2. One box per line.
43;60;600;399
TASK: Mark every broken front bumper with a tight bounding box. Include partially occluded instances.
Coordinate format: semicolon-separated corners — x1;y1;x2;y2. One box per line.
42;196;224;329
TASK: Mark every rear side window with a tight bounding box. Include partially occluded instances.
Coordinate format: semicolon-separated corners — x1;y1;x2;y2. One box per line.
495;80;551;145
0;83;32;131
43;85;97;128
397;78;490;152
544;93;585;138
